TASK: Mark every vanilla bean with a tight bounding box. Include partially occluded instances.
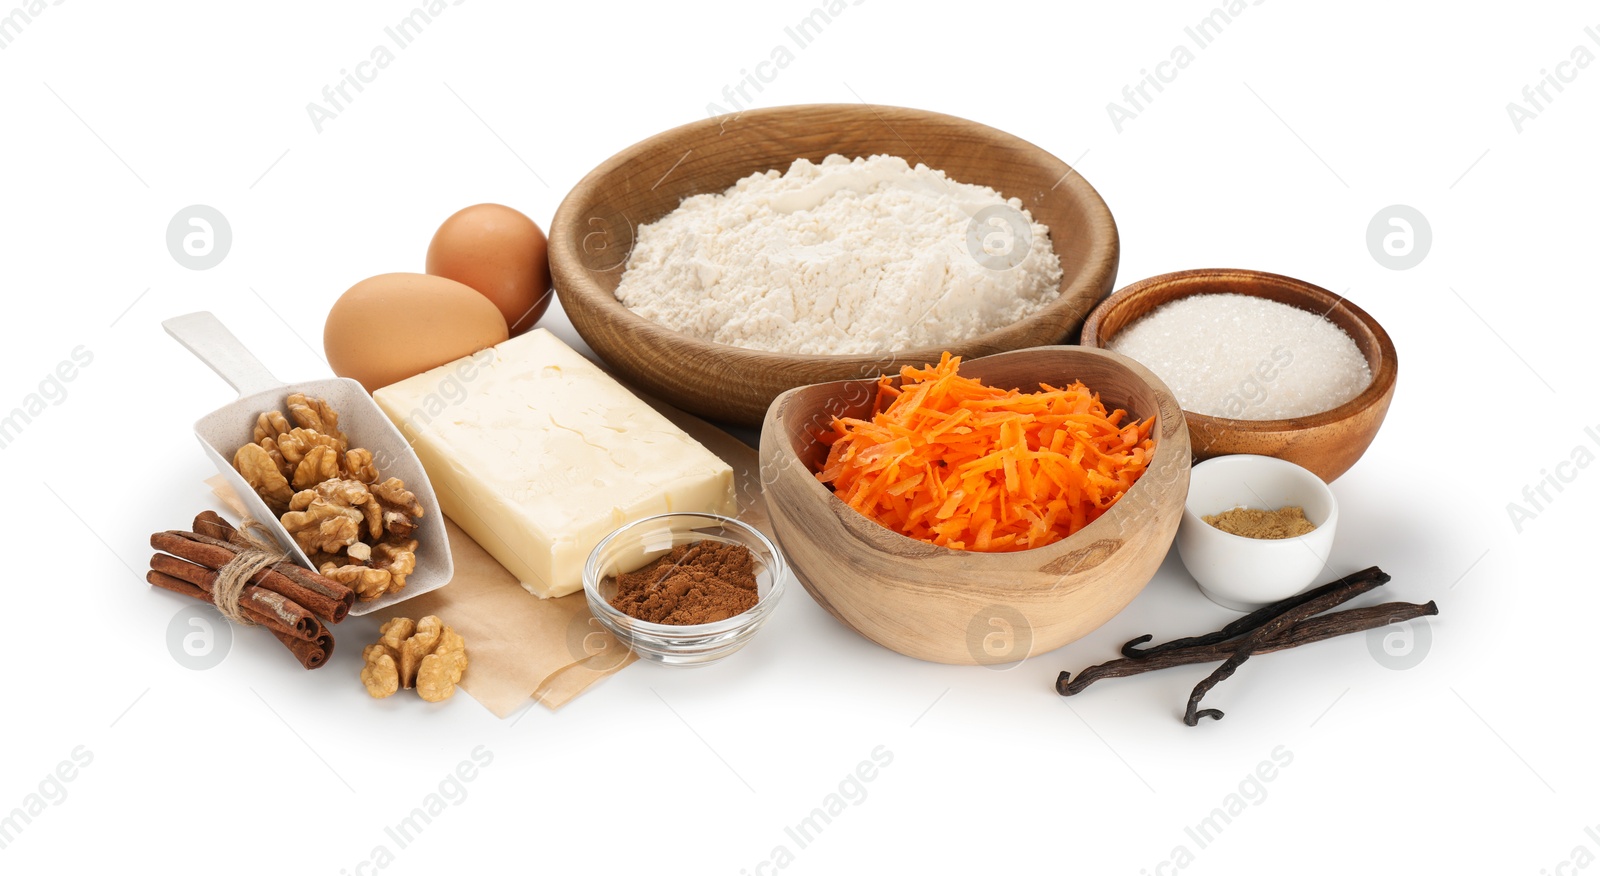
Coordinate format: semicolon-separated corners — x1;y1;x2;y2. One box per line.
1181;571;1388;725
1058;600;1437;696
1120;566;1390;659
1056;562;1436;726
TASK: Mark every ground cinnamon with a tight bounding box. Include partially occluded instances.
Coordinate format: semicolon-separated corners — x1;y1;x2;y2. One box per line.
607;541;759;625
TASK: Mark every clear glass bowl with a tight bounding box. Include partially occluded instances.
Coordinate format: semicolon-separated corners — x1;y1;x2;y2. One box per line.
583;513;786;666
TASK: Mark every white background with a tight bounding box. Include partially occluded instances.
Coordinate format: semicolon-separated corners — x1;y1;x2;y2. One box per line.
4;1;1597;873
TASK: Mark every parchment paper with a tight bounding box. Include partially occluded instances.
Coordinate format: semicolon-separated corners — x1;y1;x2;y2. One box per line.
205;403;766;718
397;520;637;715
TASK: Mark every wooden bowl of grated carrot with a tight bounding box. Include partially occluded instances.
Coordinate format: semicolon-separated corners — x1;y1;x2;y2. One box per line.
759;345;1190;665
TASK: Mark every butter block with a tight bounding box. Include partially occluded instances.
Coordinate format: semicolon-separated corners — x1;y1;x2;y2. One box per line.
374;329;736;598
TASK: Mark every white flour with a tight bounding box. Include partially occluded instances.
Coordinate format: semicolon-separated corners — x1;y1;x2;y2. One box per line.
614;154;1064;355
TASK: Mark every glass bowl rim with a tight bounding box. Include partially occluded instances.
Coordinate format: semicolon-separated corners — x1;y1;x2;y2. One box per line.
582;512;787;637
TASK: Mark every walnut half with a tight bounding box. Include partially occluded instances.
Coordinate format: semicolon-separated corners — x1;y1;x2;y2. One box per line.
360;616;467;702
233;443;294;515
286;392;348;449
360;644;399;698
372;540;418;591
417;626;468;703
321;562;392;601
281;479;370;554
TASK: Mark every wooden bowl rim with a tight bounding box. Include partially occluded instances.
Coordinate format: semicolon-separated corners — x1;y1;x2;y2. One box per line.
1079;268;1398;434
548;103;1119;370
762;344;1190;578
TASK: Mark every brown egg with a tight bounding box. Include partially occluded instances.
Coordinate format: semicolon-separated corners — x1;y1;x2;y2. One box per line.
325;272;509;392
426;203;552;336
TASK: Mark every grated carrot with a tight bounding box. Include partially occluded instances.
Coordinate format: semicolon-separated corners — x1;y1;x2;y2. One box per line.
815;353;1155;552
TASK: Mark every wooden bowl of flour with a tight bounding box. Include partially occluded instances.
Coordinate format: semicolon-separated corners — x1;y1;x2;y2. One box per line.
549;104;1120;426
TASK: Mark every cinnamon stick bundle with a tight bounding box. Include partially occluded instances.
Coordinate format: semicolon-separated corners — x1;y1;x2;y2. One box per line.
148;553;321;640
193;511;354;613
151;531;351;622
146;570;328;670
267;628;333;670
192;509;239;544
145;511;350;671
191;527;355;611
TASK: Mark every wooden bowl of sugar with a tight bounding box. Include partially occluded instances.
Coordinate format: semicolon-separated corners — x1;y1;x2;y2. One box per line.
548;104;1120;427
1080;268;1398;482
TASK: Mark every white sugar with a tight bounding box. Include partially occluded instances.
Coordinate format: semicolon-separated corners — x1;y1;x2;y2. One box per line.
1108;293;1372;420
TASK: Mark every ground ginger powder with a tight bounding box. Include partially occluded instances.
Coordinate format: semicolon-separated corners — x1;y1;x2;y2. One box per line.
1203;505;1317;539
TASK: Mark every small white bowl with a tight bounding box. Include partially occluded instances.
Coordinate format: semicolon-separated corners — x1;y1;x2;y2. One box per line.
1176;455;1338;611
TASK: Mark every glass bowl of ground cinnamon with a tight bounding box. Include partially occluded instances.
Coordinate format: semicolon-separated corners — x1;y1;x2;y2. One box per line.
583;513;786;666
1176;454;1340;611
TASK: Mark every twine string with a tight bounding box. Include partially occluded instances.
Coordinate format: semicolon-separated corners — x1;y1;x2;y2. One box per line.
211;519;288;627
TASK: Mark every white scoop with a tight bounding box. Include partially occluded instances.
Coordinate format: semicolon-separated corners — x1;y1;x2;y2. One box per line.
163;311;453;616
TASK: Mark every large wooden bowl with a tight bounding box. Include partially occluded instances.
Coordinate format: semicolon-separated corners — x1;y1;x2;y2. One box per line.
549;104;1119;427
758;346;1189;665
1080;269;1398;482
